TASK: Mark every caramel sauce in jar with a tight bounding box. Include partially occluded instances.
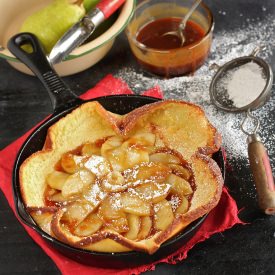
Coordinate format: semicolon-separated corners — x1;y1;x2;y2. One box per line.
137;18;205;49
130;17;212;77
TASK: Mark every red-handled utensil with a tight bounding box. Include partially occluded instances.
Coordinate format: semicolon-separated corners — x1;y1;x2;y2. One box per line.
49;0;126;64
96;0;126;18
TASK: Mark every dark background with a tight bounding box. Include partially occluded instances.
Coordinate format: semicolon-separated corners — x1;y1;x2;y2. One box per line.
0;0;274;274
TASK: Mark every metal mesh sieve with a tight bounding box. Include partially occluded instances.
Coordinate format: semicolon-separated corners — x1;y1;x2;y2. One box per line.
208;47;275;215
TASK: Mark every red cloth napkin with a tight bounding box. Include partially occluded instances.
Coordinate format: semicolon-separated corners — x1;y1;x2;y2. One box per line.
0;75;243;274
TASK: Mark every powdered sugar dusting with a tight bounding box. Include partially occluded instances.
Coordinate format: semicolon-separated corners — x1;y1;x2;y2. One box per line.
115;15;275;168
215;62;267;108
169;195;180;212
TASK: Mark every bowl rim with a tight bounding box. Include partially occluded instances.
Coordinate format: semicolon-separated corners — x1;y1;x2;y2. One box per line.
125;0;214;54
0;0;136;62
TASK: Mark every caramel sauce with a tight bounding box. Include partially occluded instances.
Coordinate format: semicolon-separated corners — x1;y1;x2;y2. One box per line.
136;18;205;50
65;220;78;233
95;137;110;147
134;18;210;77
44;187;63;207
69;146;83;156
54;160;63;172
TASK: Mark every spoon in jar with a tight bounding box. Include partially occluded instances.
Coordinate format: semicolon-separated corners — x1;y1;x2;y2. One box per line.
162;0;202;46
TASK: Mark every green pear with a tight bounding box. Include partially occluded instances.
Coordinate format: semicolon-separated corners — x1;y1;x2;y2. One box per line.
83;0;99;12
20;0;85;53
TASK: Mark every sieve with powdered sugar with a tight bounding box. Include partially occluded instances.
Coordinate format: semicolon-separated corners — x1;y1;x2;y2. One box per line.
209;46;275;215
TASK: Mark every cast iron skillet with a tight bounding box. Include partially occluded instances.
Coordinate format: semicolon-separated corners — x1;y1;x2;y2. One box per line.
8;33;225;268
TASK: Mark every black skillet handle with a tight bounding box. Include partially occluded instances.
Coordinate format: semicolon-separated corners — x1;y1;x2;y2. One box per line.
8;32;83;112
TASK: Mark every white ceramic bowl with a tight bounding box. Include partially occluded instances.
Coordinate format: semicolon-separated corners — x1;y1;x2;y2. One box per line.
0;0;135;76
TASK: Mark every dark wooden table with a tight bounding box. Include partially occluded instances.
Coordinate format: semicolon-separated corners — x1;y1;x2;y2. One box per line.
1;0;274;274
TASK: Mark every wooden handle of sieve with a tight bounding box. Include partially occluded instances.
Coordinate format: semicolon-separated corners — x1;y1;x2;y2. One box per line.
248;134;275;215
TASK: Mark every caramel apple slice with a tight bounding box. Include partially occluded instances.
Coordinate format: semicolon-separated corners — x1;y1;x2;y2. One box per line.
61;153;86;174
149;152;181;164
166;174;193;196
31;211;54;235
129;132;156;147
121;133;156;167
98;195;129;233
123;162;171;186
138;132;156;146
129;182;171;203
79;170;96;186
61;170;95;198
98;195;124;221
73;213;103;237
120;193;151;216
124;214;140;240
122;133;156;152
49;192;68;203
101;171;128;192
154;199;174;231
105;216;129;233
62;174;85;198
175;196;189;215
81;142;101;156
123;147;150;169
168;164;191;180
104;147;125;171
84;155;111;177
107;145;149;171
137;216;152;240
61;201;94;228
101;136;124;158
83;182;107;207
46;171;69;190
102;135;154;171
